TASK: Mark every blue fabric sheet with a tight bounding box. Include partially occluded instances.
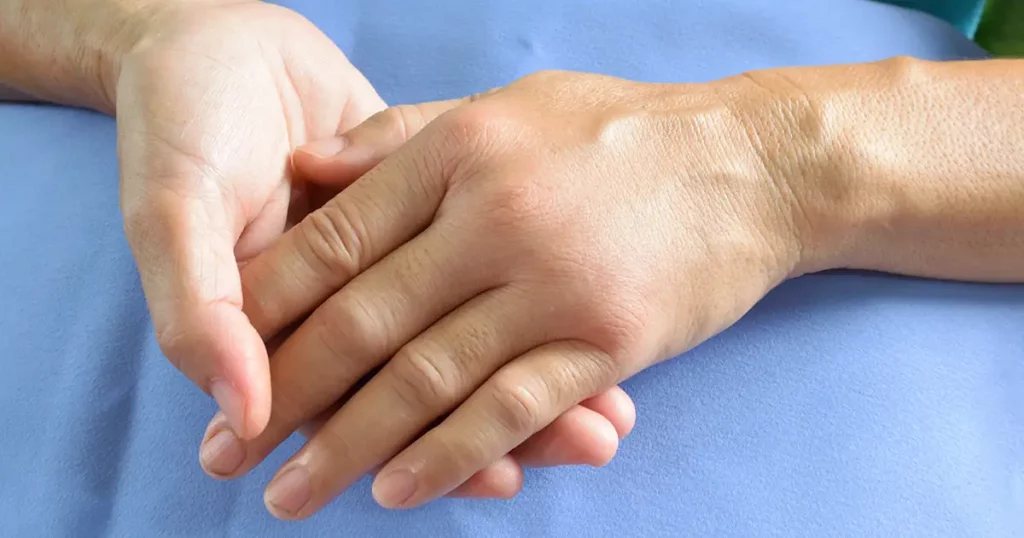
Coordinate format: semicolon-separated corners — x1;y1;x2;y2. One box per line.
0;1;1021;536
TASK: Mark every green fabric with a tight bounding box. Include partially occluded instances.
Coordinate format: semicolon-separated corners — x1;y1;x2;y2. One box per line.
975;0;1024;56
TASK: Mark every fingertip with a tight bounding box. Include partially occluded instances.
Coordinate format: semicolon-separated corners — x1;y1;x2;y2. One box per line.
582;386;636;440
445;455;524;499
585;416;620;468
198;414;246;479
513;405;619;468
297;137;349;160
560;408;619;468
292;139;378;188
487;457;525;499
290;147;326;180
291;141;338;182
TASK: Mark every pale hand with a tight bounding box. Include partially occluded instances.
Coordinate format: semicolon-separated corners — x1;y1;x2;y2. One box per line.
117;0;384;437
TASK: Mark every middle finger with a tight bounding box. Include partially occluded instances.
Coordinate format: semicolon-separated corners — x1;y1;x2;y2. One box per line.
199;222;495;478
261;287;549;519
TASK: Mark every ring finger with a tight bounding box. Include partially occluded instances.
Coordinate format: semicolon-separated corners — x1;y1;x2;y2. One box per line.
199;222;494;478
260;286;552;519
372;341;618;509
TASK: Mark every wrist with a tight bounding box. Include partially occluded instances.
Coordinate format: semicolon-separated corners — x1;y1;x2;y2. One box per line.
689;71;831;280
0;0;158;113
709;63;905;278
772;57;1024;282
631;76;815;284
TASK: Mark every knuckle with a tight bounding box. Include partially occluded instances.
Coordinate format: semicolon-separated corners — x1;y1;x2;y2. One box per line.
582;295;650;358
389;345;461;409
309;318;356;370
488;179;547;224
366;106;403;128
516;69;566;88
440;105;492;144
365;106;411;141
564;343;622;394
315;291;390;361
439;104;522;152
489;373;546;435
467;86;503;103
387;105;427;143
298;201;370;279
362;104;431;146
467;178;552;257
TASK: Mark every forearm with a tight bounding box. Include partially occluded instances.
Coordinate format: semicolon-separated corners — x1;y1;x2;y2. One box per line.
0;0;154;112
751;57;1024;282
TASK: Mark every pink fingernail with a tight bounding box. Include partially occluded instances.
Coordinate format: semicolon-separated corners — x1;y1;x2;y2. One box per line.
265;465;312;517
210;379;245;435
372;469;417;508
200;429;245;477
300;137;349;159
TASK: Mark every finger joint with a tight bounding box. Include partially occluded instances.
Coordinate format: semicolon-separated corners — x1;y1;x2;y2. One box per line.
390;345;463;411
300;202;371;280
489;374;546;436
313;292;391;367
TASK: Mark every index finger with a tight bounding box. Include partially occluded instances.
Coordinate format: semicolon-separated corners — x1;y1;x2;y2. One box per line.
240;117;449;339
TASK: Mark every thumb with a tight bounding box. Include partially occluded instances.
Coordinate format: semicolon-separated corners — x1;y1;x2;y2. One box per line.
121;186;271;441
292;98;469;188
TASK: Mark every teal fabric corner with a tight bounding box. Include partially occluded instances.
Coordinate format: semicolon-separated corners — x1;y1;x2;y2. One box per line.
880;0;987;36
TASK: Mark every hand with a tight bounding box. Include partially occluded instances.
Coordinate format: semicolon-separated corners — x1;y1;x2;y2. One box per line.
191;96;641;499
217;70;808;517
115;0;385;438
111;1;637;500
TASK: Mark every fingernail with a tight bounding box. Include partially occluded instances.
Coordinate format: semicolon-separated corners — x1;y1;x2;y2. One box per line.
372;469;417;508
200;429;245;476
300;137;349;159
210;379;245;435
265;465;312;517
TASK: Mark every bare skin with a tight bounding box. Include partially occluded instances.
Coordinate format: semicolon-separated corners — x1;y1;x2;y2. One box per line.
0;0;634;502
226;59;1023;518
